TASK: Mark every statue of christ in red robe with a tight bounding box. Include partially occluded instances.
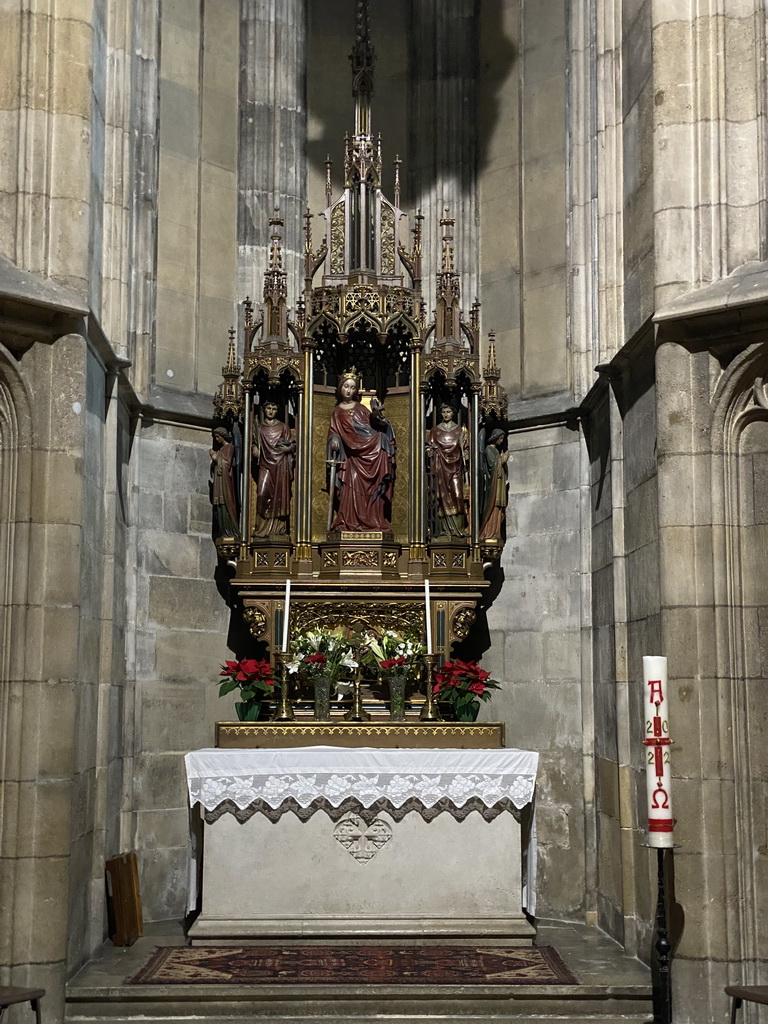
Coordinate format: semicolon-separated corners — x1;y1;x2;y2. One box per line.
327;371;396;532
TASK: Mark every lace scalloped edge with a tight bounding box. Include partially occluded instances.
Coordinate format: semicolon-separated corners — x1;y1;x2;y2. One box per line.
202;795;524;825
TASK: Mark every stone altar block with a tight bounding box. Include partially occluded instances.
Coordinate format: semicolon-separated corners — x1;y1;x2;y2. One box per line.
185;746;538;943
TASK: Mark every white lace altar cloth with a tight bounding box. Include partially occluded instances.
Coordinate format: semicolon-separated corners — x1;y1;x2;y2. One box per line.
185;746;538;814
185;746;539;914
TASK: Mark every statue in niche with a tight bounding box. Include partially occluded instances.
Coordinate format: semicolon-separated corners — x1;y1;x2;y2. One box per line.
209;426;240;542
327;369;396;532
479;428;510;543
253;400;295;537
426;403;469;537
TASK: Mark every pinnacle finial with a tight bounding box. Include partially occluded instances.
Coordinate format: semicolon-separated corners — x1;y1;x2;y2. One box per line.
350;0;375;136
223;328;240;376
485;332;501;378
440;209;455;272
325;154;333;205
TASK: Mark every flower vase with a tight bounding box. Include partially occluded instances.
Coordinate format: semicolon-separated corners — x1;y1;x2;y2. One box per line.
455;701;480;723
387;674;408;721
313;674;332;722
235;699;261;722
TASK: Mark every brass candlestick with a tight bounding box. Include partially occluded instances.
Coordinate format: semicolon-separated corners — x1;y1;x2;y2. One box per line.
420;653;442;721
344;664;371;722
271;649;295;722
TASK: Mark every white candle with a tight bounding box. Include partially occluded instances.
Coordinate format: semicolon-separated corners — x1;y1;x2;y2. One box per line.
281;579;291;652
642;656;674;848
424;579;433;655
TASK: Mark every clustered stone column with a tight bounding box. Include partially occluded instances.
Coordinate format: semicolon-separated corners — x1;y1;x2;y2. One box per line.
407;0;478;314
238;0;307;305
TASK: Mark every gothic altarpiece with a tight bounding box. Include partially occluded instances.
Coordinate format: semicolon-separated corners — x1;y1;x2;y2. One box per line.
211;16;507;687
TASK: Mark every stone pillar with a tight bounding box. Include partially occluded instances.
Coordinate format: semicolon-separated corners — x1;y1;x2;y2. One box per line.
0;0;94;296
567;0;598;401
408;0;478;315
238;0;307;306
153;0;240;396
127;0;160;395
652;2;768;309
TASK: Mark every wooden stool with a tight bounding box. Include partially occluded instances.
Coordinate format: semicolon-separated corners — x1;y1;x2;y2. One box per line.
0;986;45;1023
726;985;768;1024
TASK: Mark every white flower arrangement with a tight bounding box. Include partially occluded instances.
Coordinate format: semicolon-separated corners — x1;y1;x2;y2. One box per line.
288;627;358;684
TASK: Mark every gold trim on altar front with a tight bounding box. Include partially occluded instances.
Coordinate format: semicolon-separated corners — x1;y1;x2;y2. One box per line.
215;721;506;749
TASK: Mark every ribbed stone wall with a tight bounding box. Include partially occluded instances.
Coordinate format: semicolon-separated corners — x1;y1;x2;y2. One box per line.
154;0;239;396
238;0;306;304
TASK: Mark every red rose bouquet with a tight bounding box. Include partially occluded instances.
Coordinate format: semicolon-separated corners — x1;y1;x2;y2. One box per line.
218;658;276;721
433;659;501;722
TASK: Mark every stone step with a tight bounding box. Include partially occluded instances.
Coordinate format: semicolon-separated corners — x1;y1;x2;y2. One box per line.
67;1015;655;1024
65;921;652;1024
65;981;652;1022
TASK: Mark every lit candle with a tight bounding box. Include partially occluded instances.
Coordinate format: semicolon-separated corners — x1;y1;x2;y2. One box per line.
281;579;291;652
424;579;432;655
642;656;674;848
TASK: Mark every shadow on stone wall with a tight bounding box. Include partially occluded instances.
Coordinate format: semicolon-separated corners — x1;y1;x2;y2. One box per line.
214;561;269;661
476;0;517;176
451;562;506;664
306;0;516;209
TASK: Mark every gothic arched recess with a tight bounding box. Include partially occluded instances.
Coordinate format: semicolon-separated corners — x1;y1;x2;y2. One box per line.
710;340;768;984
0;342;34;979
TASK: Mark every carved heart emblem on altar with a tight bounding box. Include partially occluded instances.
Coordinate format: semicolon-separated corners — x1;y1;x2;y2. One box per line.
333;813;392;863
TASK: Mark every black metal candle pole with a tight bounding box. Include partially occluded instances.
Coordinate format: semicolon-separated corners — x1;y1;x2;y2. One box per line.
652;847;673;1024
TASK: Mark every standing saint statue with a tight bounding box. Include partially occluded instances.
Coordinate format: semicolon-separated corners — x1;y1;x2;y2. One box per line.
209;426;240;543
426;403;469;537
327;369;396;532
253;400;295;536
479;428;510;543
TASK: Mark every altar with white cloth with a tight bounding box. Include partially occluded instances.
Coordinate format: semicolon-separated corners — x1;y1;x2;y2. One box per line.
185;746;538;943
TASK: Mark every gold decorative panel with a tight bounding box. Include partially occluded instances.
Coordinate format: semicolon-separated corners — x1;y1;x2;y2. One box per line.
292;600;425;637
243;607;268;638
380;205;395;274
343;549;378;568
330;204;345;274
311;392;338;543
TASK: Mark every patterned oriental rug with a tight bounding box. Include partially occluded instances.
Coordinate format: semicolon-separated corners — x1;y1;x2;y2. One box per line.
129;945;578;986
